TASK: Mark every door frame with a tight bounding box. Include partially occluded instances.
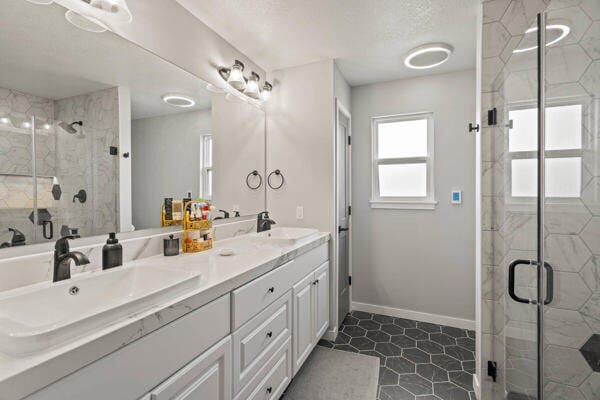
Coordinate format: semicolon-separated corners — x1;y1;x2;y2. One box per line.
335;97;352;327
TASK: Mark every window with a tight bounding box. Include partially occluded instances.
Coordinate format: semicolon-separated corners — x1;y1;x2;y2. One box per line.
200;134;213;199
370;113;436;209
508;103;583;200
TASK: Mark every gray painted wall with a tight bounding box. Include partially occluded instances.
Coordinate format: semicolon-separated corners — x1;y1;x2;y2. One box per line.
131;109;211;230
351;69;476;321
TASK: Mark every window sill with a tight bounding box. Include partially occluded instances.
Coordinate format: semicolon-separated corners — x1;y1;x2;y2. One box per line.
369;200;438;210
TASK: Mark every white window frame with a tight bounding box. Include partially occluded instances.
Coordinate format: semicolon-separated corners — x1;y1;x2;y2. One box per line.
200;134;213;200
370;112;437;210
506;97;586;204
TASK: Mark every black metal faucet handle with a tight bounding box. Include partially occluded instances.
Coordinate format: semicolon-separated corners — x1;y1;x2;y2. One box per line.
259;211;270;219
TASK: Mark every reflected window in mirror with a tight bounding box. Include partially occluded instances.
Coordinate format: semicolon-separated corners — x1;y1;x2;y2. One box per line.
201;134;213;200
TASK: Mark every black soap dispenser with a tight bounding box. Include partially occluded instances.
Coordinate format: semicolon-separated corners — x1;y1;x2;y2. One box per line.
102;232;123;270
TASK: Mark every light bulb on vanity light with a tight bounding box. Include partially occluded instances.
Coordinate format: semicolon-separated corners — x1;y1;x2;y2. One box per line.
227;60;246;91
244;72;261;100
260;81;273;102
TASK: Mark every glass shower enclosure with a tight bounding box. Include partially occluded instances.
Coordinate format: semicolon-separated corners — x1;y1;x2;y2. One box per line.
481;1;599;399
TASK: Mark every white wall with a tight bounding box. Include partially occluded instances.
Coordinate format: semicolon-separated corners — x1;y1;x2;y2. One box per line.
212;93;266;216
266;60;335;232
351;69;476;323
131;109;211;230
334;62;351;111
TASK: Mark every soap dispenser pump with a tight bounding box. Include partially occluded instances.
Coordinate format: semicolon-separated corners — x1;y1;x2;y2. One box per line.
102;232;122;270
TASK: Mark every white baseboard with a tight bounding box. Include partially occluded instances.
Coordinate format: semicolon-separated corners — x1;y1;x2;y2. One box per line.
473;374;480;399
351;301;475;330
322;326;338;341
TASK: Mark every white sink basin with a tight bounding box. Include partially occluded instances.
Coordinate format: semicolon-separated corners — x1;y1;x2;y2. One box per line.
253;227;319;245
0;264;200;356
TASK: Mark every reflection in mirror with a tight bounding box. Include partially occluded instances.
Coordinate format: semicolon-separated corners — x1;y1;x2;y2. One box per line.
0;0;266;248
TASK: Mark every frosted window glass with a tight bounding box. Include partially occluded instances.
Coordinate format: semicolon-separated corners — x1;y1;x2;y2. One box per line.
508;105;582;152
511;157;581;198
377;119;427;159
509;108;538;152
546;157;581;197
378;163;427;197
511;159;537;197
546;105;582;151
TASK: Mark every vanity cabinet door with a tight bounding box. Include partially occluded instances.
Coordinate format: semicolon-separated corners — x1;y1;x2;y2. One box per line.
292;272;314;376
150;336;232;400
313;261;329;341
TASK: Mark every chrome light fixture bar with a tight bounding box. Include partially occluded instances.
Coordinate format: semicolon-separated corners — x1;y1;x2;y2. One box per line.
218;60;273;106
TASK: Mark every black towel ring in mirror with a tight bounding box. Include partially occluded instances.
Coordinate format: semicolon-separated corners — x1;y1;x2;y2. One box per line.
267;169;285;190
246;170;263;190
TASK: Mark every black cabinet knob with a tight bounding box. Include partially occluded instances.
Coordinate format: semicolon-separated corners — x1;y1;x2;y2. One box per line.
266;386;273;394
266;331;273;338
267;287;275;293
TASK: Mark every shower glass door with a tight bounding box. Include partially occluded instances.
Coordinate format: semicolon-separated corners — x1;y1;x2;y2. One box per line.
498;2;599;399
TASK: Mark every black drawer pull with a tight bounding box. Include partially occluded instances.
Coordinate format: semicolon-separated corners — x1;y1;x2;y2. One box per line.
266;386;273;394
266;331;273;338
267;287;275;293
313;279;319;285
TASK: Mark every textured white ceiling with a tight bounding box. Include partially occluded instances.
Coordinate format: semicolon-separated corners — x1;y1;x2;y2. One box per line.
0;0;212;119
176;0;479;86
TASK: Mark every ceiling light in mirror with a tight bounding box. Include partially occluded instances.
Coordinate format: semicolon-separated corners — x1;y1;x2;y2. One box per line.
512;24;570;54
244;72;261;100
65;10;109;32
226;60;246;91
0;117;10;125
162;94;196;108
404;43;453;70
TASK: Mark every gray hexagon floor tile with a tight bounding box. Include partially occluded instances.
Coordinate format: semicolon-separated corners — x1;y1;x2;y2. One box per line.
387;356;416;374
398;373;433;395
434;382;470;400
318;311;475;400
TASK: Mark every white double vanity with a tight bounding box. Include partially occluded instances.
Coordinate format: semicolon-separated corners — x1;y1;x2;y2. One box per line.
0;228;330;400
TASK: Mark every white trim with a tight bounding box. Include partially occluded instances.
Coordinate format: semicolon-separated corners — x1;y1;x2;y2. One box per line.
370;200;438;210
351;301;475;330
323;326;338;342
371;112;435;205
472;374;480;398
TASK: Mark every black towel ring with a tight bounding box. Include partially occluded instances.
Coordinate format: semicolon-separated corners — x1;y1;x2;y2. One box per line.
246;170;263;190
267;169;285;190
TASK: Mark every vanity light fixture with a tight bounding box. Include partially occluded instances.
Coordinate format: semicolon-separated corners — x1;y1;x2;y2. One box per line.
243;72;261;100
218;60;274;105
0;117;10;125
27;0;132;33
162;94;196;108
404;43;453;70
223;60;246;91
513;24;570;54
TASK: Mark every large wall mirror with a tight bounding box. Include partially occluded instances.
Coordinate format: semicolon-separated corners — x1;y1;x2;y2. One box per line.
0;0;266;249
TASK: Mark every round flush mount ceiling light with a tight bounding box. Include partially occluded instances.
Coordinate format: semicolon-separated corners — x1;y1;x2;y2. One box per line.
513;24;570;54
404;43;453;70
162;94;196;108
65;10;109;33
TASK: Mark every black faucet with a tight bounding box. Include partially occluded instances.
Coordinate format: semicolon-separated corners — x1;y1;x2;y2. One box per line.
214;209;230;220
53;235;90;282
257;211;276;233
0;228;26;248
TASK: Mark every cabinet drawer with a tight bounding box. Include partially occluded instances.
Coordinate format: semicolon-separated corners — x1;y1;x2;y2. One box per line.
232;242;328;329
234;337;292;400
233;291;291;394
150;336;232;400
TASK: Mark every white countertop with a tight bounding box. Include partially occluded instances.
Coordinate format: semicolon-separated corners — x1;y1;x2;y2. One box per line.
0;232;330;400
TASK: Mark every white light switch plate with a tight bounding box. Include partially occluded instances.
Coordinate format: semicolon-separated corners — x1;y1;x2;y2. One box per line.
296;206;304;220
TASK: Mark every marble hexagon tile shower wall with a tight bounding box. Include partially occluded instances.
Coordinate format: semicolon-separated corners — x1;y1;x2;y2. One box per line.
481;0;600;399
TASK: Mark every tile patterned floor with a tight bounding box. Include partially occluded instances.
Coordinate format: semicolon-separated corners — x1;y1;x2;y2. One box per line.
318;311;477;400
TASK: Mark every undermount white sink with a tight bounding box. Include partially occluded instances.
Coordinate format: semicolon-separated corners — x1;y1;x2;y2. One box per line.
0;264;200;356
253;227;319;245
